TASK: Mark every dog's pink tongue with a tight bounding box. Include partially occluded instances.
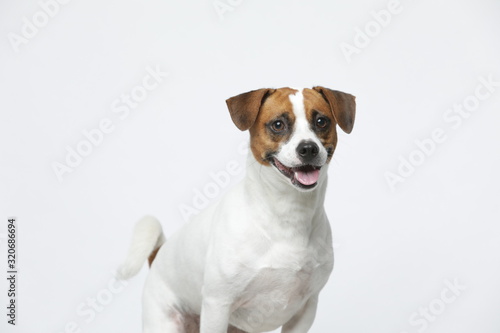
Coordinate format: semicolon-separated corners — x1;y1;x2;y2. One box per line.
294;169;320;186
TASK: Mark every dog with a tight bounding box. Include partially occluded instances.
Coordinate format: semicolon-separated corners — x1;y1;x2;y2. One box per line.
118;86;355;333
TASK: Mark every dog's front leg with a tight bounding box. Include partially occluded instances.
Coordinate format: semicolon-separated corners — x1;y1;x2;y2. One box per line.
281;294;319;333
199;297;232;333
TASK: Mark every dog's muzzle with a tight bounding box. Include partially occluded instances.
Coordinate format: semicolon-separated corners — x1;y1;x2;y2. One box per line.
271;157;321;190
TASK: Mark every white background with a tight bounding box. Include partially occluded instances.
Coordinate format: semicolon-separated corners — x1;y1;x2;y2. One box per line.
1;0;499;332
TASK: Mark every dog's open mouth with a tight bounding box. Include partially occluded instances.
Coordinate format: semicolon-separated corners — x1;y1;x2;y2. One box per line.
271;158;321;189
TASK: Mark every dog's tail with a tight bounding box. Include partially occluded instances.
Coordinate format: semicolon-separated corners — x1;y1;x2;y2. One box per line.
117;215;166;280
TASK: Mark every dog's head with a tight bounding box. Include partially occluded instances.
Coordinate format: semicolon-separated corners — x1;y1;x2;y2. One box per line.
226;87;355;191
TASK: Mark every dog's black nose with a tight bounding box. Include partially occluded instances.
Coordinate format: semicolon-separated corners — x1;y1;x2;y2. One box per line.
296;141;319;162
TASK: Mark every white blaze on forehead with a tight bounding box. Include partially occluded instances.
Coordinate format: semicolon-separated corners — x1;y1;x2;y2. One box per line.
275;89;327;167
288;89;310;135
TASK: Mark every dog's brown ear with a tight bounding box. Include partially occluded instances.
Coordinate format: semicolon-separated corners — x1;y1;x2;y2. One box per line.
313;86;356;134
226;88;276;131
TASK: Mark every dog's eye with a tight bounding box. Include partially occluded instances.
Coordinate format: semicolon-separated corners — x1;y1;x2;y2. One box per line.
316;117;329;129
271;120;286;132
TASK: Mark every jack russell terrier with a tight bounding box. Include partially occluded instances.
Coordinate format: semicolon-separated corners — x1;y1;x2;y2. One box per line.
118;86;356;333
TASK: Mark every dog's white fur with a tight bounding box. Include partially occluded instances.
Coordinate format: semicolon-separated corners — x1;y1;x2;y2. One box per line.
118;88;349;333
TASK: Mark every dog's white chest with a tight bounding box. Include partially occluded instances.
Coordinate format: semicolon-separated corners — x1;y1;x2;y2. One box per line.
229;241;333;332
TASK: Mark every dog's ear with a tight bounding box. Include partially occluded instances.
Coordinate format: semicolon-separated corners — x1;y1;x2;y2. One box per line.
226;88;276;131
312;86;356;134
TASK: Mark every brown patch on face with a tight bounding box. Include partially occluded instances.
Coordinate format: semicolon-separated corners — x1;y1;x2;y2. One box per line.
302;88;338;163
249;88;298;165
